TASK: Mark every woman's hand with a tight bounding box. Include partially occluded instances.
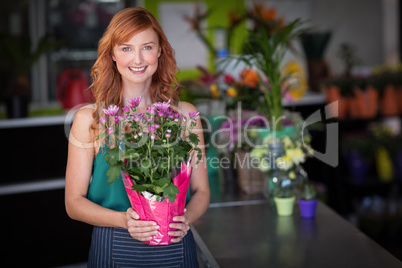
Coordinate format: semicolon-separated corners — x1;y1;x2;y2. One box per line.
126;208;160;241
169;209;190;243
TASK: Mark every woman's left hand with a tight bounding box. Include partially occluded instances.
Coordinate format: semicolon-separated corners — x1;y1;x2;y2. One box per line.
169;208;190;243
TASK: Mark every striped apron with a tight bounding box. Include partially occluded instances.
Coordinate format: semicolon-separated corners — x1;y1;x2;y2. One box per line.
88;227;199;267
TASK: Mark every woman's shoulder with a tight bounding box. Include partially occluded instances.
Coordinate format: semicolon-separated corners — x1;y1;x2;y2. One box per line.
74;104;96;124
177;101;198;115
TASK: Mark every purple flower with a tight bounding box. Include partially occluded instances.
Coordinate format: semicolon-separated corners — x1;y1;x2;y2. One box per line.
167;129;171;133
157;111;165;117
127;96;142;106
148;124;158;132
100;117;107;124
150;133;156;139
183;116;187;122
103;105;119;116
174;113;181;118
146;107;156;114
108;126;114;133
153;99;171;112
165;133;171;138
122;106;130;113
188;111;200;118
113;116;121;123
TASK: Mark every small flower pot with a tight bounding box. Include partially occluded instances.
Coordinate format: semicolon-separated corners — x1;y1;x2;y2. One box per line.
298;199;318;218
274;196;295;216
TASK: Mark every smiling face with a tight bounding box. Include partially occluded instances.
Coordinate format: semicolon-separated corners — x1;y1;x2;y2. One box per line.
112;27;161;90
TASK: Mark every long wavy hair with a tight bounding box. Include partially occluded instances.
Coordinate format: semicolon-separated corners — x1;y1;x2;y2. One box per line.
90;7;179;133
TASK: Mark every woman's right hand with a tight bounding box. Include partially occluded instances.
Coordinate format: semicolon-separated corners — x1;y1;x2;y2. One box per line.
126;207;159;241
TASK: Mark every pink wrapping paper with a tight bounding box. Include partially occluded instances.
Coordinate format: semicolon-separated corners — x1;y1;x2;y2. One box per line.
122;162;191;245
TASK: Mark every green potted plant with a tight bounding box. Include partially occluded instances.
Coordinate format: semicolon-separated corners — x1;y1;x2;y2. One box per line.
0;33;62;118
273;176;296;217
234;19;310;130
297;181;318;218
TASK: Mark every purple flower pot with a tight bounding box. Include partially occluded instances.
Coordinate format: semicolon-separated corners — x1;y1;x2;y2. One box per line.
298;199;318;218
346;151;369;184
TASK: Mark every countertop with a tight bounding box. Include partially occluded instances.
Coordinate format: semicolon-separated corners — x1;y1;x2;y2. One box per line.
192;196;402;268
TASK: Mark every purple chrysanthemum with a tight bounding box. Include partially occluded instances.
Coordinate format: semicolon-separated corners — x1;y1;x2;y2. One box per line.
146;107;157;114
100;117;107;124
153;100;171;112
103;105;119;116
127;96;142;106
188;111;200;118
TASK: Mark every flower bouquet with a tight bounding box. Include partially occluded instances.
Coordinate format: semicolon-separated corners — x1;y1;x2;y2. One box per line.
98;97;201;245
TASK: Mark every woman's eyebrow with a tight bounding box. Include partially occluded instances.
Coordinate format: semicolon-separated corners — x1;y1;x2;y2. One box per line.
142;41;156;45
119;41;156;46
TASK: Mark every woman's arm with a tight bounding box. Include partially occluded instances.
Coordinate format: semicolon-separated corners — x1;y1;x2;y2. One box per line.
65;106;159;241
169;101;210;242
65;105;127;228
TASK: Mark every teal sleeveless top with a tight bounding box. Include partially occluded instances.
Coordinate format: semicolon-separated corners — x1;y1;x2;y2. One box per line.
87;146;131;212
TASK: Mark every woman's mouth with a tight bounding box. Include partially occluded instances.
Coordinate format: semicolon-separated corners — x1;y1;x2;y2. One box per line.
129;66;147;72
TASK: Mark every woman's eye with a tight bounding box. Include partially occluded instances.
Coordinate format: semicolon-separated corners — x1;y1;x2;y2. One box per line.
122;47;131;52
143;46;152;50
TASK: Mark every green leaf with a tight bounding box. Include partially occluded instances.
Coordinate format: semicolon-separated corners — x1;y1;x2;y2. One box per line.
131;184;148;192
163;183;180;203
188;133;200;146
105;148;120;165
106;165;121;185
96;132;107;140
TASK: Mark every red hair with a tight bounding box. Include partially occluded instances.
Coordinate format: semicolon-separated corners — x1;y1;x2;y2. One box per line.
90;7;179;131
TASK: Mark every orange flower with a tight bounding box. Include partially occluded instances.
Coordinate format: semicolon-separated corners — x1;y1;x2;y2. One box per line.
263;8;277;21
240;69;259;88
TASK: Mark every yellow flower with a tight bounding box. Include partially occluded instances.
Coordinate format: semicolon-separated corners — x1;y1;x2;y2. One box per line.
282;136;292;148
210;84;220;98
277;155;293;170
226;87;238;97
287;148;305;166
250;148;266;159
288;170;296;179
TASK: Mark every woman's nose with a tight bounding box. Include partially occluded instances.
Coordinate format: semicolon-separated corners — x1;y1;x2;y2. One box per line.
132;49;143;65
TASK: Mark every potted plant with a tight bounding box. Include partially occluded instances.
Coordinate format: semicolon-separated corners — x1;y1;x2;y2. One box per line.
0;33;62;118
234;19;310;130
98;97;202;245
341;134;376;184
297;181;318;218
273;176;296;217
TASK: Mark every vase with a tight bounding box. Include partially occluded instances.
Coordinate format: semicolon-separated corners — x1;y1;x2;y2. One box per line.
299;32;331;93
298;199;318;218
274;196;295;216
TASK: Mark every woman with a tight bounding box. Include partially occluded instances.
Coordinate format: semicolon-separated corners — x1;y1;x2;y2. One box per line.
65;7;210;267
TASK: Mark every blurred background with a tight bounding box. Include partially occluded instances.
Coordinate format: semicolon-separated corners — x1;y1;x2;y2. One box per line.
1;0;402;267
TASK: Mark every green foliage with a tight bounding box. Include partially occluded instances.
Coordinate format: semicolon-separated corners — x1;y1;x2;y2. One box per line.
100;100;202;203
228;18;310;123
301;182;317;200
